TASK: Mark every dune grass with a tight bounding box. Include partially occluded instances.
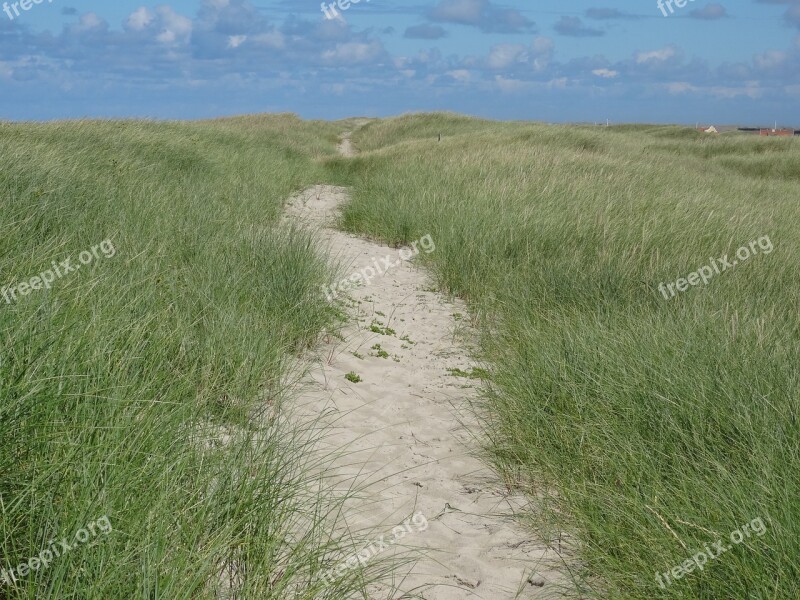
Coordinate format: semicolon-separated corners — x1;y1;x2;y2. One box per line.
334;113;800;599
0;114;390;598
4;111;797;598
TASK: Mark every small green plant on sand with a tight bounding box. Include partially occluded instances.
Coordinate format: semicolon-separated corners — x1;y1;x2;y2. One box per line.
446;367;491;380
369;321;396;336
371;344;389;359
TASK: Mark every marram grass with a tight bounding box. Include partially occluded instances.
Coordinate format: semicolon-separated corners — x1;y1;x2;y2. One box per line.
0;115;396;598
334;113;800;599
3;112;797;599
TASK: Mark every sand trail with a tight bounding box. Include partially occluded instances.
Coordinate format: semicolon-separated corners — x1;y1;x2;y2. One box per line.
282;133;570;599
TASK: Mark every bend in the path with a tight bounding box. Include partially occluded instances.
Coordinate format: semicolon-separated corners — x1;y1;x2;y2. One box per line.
282;131;573;599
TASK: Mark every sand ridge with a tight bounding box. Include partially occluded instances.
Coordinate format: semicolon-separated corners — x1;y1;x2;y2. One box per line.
282;132;571;599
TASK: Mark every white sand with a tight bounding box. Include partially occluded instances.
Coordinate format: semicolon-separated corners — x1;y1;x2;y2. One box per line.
282;134;571;599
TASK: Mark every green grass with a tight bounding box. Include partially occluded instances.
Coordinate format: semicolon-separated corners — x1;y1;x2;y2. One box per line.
0;115;391;598
331;113;800;599
4;111;797;599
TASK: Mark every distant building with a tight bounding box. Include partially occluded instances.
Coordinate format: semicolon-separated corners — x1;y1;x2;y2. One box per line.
759;128;794;137
739;127;797;136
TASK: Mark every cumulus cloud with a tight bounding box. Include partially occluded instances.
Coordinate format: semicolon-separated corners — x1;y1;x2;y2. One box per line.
197;0;264;35
494;74;529;92
428;0;535;34
125;7;154;31
154;6;193;45
592;68;619;78
227;35;247;49
530;37;555;71
756;0;800;29
554;16;604;37
446;69;472;82
486;43;528;69
321;40;386;65
689;3;729;20
68;12;108;35
636;46;678;64
663;81;762;99
122;5;191;46
251;31;285;49
0;0;797;122
789;5;800;28
484;36;554;71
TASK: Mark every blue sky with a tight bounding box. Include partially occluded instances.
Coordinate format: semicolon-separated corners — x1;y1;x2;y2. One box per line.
0;0;798;124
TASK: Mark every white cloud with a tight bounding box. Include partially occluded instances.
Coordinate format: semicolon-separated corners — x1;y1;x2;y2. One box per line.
154;6;192;45
126;7;154;31
429;0;534;33
71;13;107;33
754;50;788;70
592;68;618;78
251;31;285;49
485;37;553;71
432;0;484;23
321;41;384;64
531;36;554;54
446;69;471;82
661;81;762;99
227;35;247;49
708;82;762;99
531;36;554;71
636;46;676;64
487;44;528;69
689;3;728;20
495;75;528;92
785;84;800;97
665;82;694;94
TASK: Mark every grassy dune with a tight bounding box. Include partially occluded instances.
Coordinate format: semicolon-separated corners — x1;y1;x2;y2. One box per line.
336;114;800;599
0;115;383;598
2;112;797;599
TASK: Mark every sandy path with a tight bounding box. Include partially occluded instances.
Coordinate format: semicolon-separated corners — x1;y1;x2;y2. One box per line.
282;133;570;599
